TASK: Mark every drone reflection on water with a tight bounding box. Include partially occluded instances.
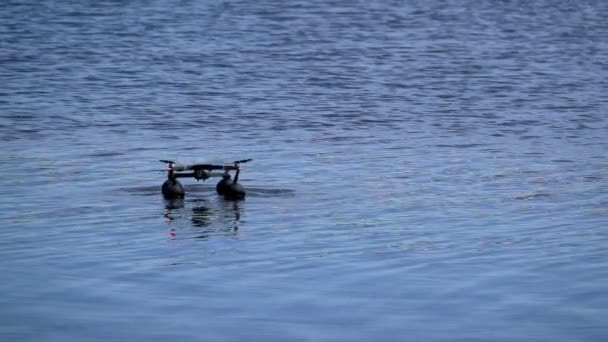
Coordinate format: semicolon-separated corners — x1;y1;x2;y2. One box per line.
163;198;242;240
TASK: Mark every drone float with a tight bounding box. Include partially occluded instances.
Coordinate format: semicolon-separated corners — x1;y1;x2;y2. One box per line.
160;159;252;200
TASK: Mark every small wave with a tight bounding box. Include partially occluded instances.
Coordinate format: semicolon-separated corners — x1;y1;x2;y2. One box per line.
88;151;125;157
514;193;550;200
435;143;484;148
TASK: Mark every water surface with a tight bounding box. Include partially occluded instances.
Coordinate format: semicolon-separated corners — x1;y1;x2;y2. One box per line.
1;1;607;341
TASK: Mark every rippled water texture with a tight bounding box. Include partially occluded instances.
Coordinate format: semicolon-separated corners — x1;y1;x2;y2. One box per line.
1;1;607;341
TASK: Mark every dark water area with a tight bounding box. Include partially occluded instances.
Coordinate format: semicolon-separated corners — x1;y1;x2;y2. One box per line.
1;0;607;341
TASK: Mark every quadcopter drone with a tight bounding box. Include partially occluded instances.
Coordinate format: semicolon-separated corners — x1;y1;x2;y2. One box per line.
159;159;252;200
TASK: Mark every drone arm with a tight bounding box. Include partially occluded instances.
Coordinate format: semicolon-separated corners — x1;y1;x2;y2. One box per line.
174;172;196;178
233;165;241;184
172;163;235;172
173;171;225;179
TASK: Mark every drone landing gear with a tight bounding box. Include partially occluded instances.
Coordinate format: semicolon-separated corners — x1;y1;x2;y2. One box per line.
162;178;185;199
216;167;246;200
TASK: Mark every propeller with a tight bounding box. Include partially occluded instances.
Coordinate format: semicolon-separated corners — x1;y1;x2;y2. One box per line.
233;159;252;164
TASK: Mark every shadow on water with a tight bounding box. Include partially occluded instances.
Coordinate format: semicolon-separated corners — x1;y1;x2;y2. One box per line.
172;183;296;198
124;183;295;198
163;197;242;239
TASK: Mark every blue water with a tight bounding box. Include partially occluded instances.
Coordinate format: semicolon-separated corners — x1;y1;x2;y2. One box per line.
1;1;607;341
